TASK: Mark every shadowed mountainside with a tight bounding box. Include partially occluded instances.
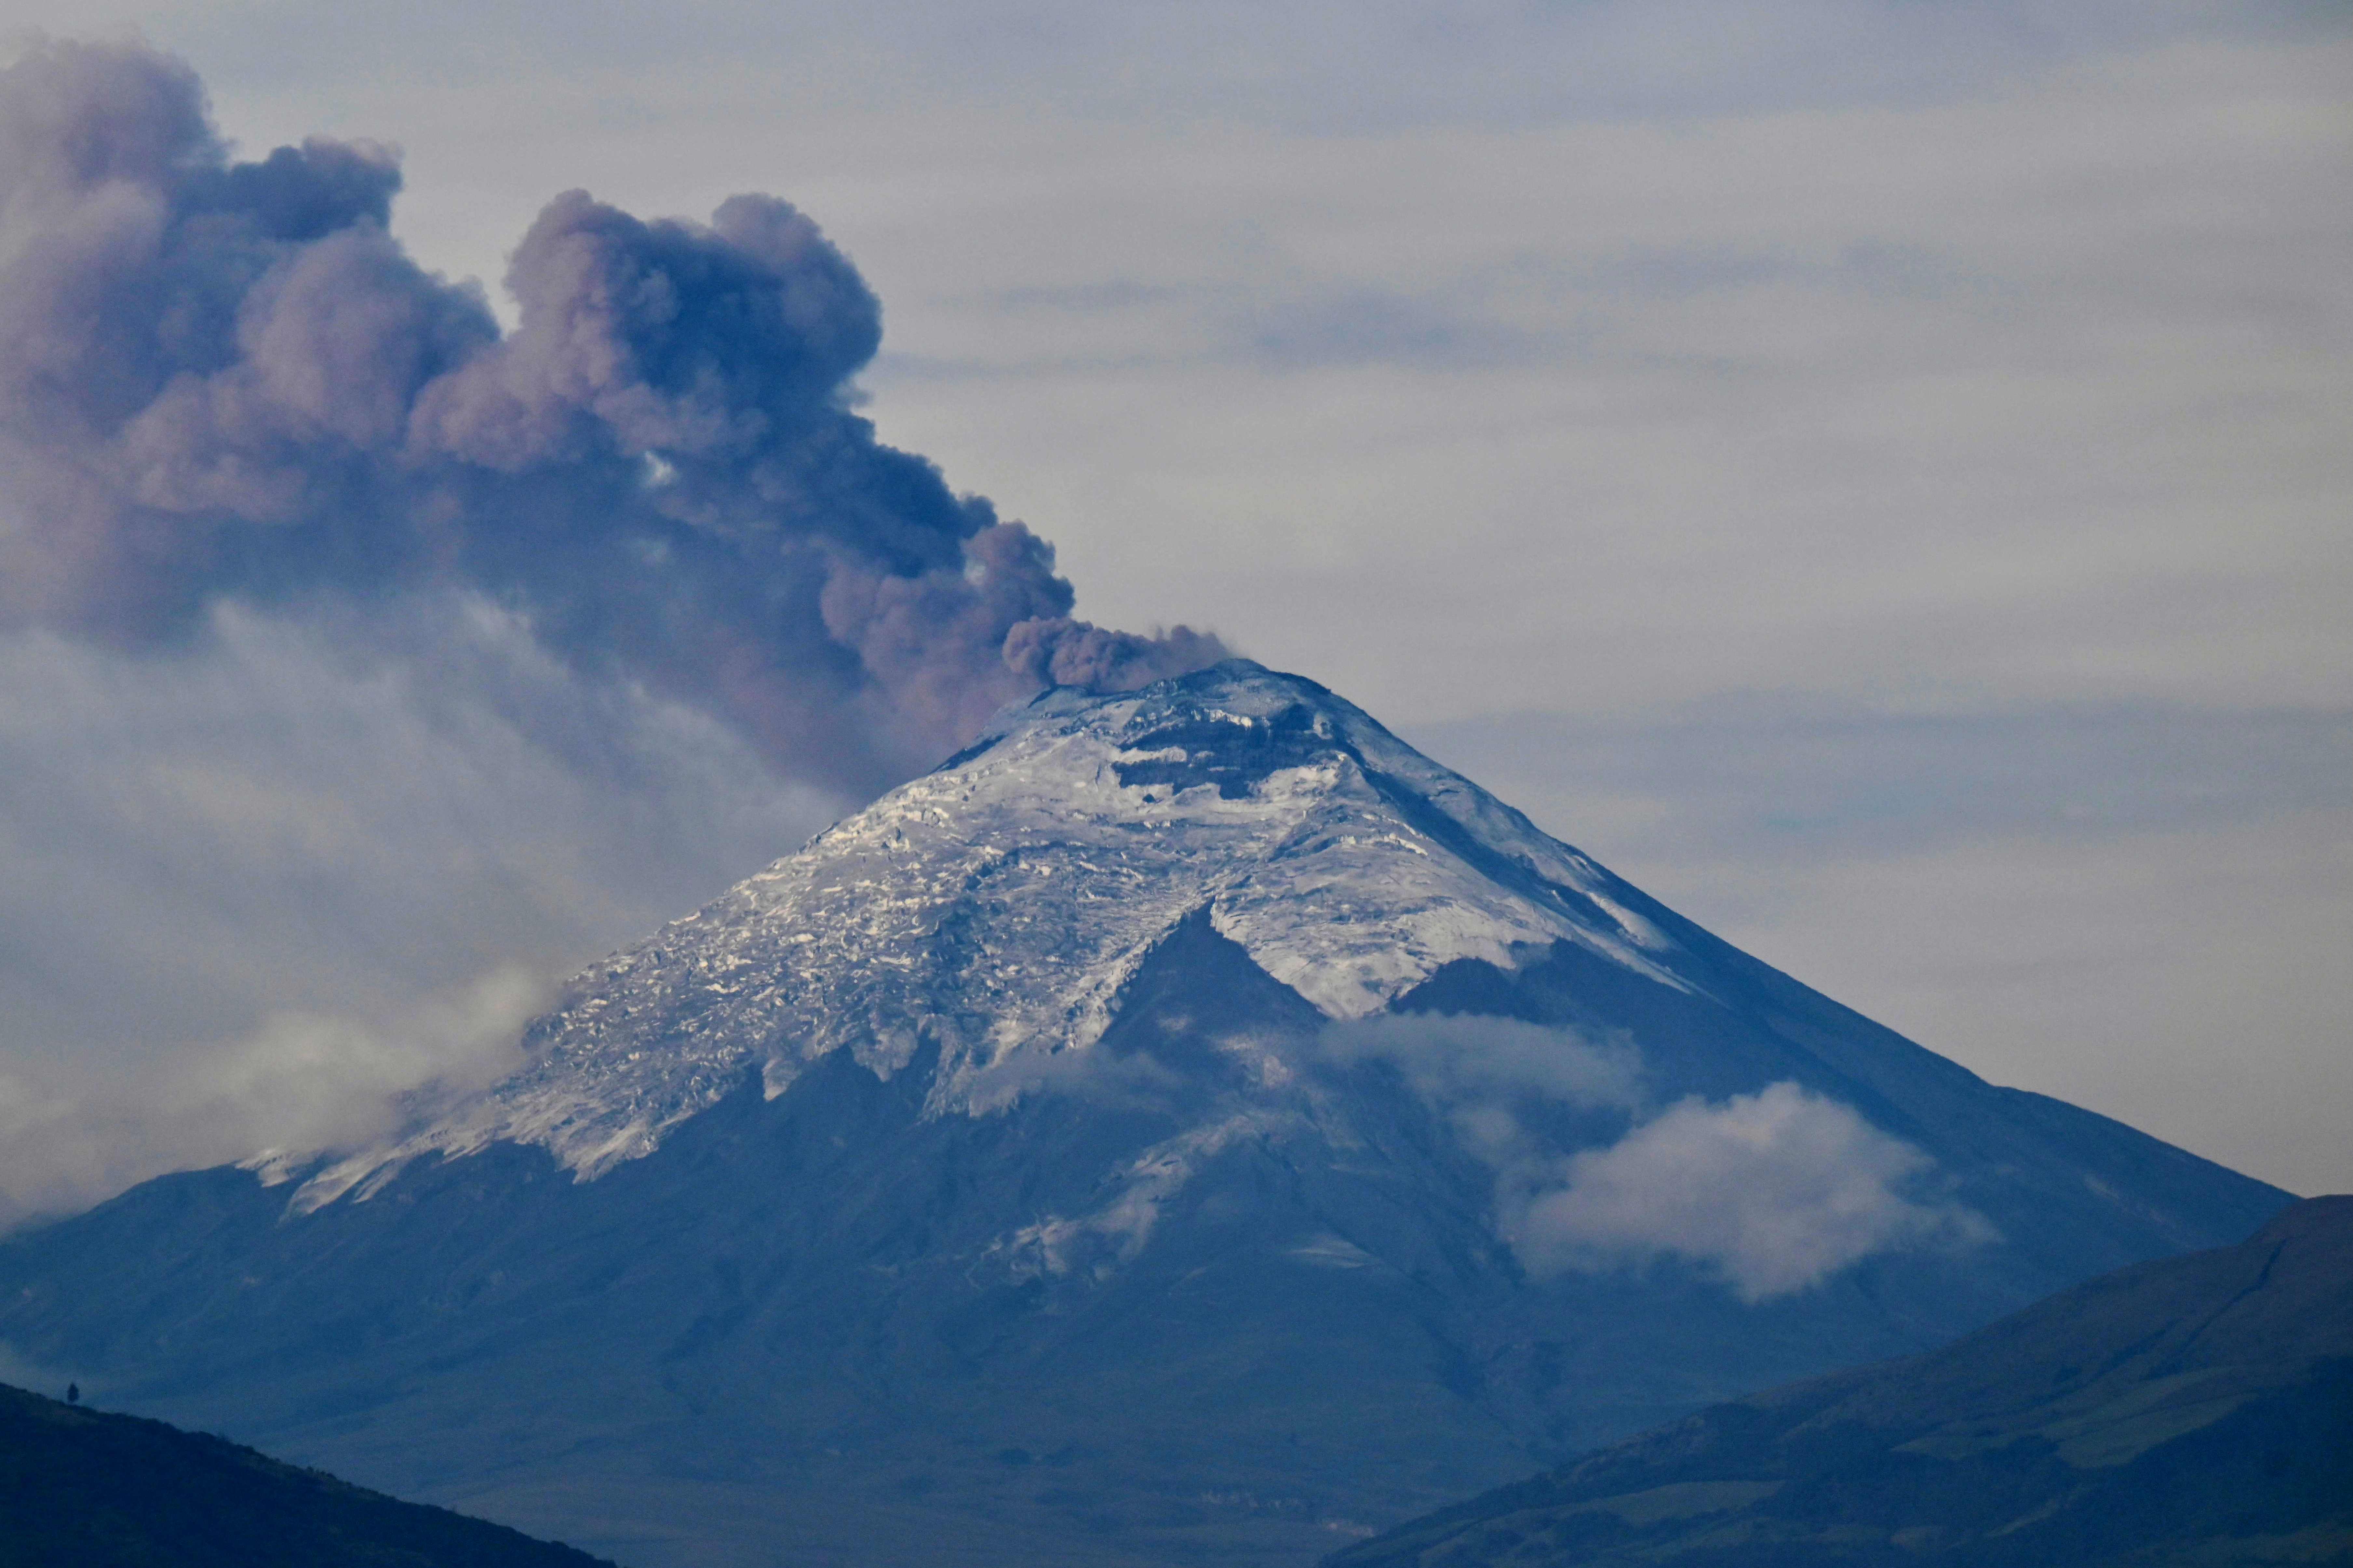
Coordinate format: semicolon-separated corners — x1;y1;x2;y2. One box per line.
0;1380;618;1568
1329;1195;2353;1567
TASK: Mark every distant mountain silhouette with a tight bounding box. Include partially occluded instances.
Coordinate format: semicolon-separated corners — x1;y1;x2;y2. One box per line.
0;1379;616;1567
1330;1195;2353;1567
0;665;2292;1566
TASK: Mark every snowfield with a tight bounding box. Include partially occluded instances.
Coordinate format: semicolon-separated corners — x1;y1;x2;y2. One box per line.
294;662;1689;1206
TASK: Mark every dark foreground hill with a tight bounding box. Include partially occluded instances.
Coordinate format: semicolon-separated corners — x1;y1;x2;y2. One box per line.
1330;1195;2353;1568
0;1380;616;1568
0;666;2292;1567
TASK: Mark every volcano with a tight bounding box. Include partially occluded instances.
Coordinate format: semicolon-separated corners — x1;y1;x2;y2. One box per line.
0;662;2286;1568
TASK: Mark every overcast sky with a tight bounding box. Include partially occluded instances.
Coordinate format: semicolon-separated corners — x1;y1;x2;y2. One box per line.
0;1;2346;1219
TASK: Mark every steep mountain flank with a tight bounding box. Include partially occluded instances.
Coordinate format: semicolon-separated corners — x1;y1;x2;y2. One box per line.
0;663;2288;1568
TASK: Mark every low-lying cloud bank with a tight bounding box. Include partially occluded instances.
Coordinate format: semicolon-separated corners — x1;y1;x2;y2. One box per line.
1318;1012;1646;1114
1323;1015;1990;1300
1507;1081;1995;1301
0;603;835;1221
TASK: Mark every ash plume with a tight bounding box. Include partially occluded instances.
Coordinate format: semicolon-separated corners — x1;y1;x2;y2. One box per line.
0;38;1222;794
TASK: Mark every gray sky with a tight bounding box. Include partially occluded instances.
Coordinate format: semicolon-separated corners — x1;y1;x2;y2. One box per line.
0;1;2346;1216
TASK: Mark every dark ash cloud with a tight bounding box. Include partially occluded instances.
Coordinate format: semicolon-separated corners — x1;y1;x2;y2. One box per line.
0;35;1226;1219
0;37;1222;796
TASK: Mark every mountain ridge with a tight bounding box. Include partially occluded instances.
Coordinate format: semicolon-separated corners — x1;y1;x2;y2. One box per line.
1325;1195;2353;1567
0;1378;618;1567
286;659;1691;1208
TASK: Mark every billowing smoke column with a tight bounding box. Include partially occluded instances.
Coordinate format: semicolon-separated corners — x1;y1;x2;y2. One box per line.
0;40;1223;793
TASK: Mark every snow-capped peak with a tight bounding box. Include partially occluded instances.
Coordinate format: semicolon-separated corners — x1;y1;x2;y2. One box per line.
294;660;1687;1209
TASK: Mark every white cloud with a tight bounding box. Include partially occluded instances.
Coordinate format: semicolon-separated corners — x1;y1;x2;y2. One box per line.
1316;1016;1981;1299
0;965;552;1216
1327;1020;1986;1297
1319;1013;1646;1112
0;599;839;1223
1507;1082;1992;1301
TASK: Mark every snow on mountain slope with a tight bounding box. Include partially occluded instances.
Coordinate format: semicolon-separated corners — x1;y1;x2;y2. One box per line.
295;661;1687;1206
8;661;2293;1568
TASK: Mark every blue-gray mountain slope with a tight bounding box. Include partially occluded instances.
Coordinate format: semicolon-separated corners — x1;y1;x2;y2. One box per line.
0;663;2288;1568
